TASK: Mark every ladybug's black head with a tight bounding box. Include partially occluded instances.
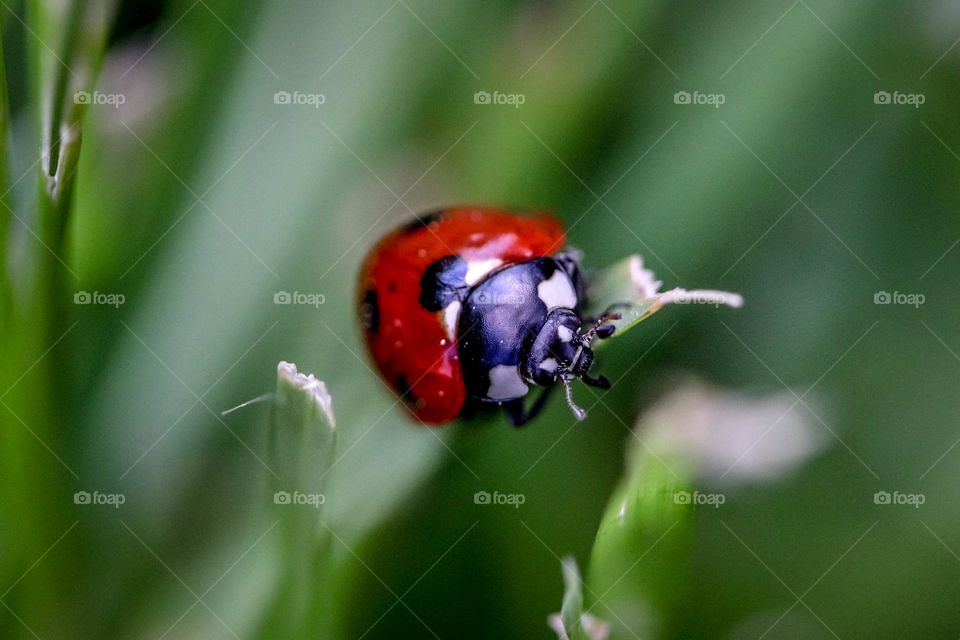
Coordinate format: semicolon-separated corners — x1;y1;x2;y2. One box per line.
521;308;614;420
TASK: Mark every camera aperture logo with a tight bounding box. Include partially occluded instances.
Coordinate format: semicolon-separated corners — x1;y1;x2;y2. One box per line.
874;490;924;508
474;490;525;508
274;90;325;108
74;490;126;508
273;490;325;508
874;290;924;308
674;90;725;108
873;90;924;109
474;90;525;108
274;290;326;307
673;490;725;508
74;291;125;308
74;90;125;108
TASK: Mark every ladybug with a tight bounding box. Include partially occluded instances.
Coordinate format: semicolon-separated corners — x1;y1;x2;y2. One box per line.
358;206;618;427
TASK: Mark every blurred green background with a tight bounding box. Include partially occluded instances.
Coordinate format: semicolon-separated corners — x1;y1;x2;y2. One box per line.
1;0;959;638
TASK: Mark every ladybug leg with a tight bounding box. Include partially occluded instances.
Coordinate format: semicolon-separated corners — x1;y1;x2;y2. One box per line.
503;386;556;428
580;310;623;343
502;399;526;427
457;397;489;421
581;373;611;389
594;324;616;340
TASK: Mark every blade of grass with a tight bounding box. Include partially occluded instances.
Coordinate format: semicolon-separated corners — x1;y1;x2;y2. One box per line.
0;23;9;319
0;4;115;637
587;255;743;343
584;436;696;639
31;0;113;340
259;362;337;638
547;556;590;640
0;23;15;640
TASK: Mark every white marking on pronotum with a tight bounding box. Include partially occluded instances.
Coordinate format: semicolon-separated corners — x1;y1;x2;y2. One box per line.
464;258;503;285
442;301;461;341
487;364;529;400
556;325;574;343
537;269;577;310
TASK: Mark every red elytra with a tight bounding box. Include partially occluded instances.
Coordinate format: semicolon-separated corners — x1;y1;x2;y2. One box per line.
357;206;565;424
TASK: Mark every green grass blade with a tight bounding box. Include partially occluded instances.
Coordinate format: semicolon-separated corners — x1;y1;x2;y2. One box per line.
263;361;337;637
585;435;696;639
587;255;743;344
0;22;9;308
547;556;595;640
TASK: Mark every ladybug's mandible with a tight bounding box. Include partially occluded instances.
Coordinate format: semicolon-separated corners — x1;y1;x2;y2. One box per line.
358;206;617;427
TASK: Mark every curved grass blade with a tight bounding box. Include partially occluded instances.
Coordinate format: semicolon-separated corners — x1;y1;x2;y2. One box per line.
586;255;743;344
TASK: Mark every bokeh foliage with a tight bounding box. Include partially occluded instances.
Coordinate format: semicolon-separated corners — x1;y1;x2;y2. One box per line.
1;0;959;638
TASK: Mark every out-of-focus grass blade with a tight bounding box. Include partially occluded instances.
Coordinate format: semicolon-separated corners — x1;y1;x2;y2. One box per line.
32;0;113;220
0;23;9;313
558;556;585;639
586;436;696;639
0;21;13;634
29;0;114;342
0;4;114;638
263;361;336;637
549;556;607;640
269;361;336;479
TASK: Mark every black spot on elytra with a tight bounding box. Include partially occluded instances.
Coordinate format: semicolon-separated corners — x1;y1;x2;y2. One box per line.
360;289;380;333
399;209;444;234
395;374;416;404
419;255;470;311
